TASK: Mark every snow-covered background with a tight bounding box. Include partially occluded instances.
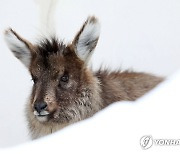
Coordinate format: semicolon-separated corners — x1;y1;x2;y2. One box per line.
0;0;180;153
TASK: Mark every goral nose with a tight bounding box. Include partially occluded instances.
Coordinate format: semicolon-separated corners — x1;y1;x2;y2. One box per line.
34;101;47;113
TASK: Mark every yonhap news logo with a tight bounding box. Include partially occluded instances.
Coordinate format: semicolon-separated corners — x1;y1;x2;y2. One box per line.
140;135;180;150
140;135;153;149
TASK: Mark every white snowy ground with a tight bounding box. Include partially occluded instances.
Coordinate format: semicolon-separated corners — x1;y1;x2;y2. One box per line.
0;0;180;153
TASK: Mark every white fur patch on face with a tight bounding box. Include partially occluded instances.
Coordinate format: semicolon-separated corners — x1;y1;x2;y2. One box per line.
34;111;39;116
36;115;48;122
4;29;31;68
75;17;100;62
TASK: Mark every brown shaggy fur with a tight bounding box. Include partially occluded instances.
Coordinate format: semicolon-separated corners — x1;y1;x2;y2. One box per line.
4;17;163;139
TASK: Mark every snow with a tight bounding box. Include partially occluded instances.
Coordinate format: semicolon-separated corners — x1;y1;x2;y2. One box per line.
0;0;180;153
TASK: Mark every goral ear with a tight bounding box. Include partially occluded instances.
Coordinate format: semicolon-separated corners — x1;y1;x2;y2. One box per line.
72;16;100;63
4;28;34;68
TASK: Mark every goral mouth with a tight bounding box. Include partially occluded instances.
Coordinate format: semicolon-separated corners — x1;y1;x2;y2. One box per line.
36;115;47;117
34;110;50;116
34;110;50;122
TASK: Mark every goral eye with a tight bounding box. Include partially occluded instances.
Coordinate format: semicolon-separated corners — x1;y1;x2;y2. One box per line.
60;74;69;82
